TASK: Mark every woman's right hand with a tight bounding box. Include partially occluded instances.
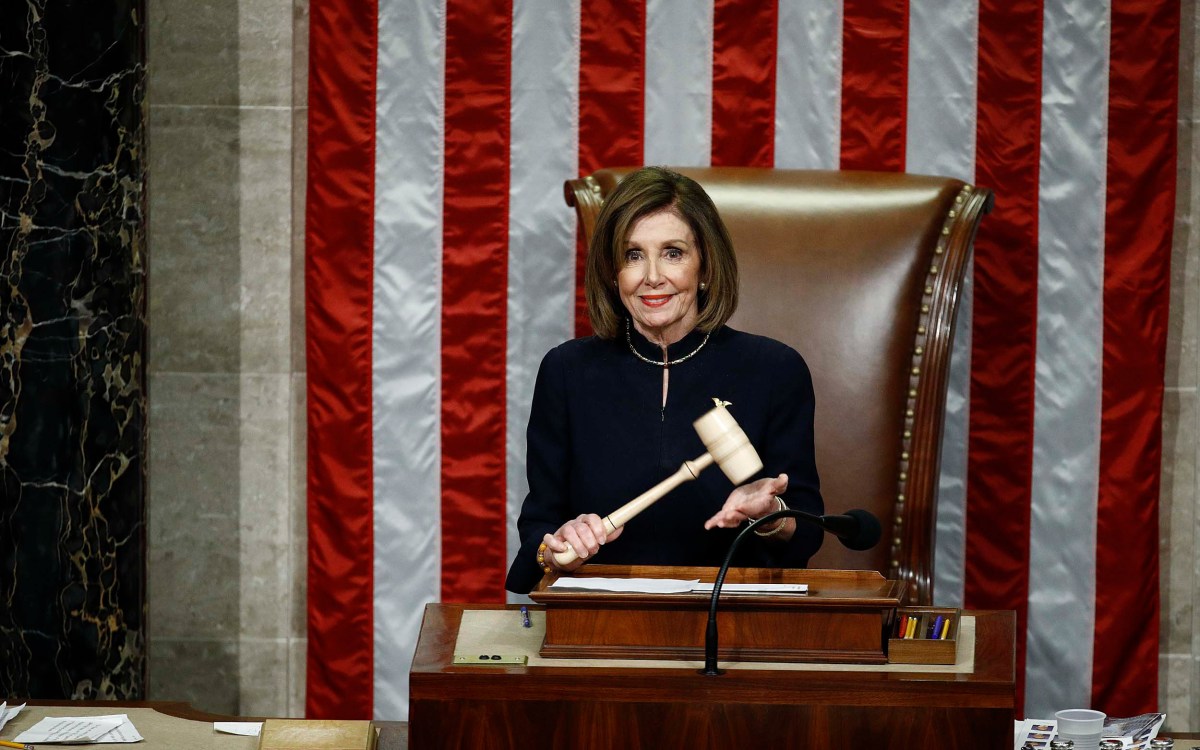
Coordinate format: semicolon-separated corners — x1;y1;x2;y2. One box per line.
542;514;624;572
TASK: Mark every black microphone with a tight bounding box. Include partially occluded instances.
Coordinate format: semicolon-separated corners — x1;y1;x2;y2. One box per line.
817;508;882;551
700;507;882;676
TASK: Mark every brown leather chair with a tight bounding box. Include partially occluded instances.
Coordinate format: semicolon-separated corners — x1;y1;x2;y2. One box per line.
564;168;993;604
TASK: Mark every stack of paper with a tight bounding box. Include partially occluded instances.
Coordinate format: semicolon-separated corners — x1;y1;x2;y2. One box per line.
14;714;143;744
0;702;25;734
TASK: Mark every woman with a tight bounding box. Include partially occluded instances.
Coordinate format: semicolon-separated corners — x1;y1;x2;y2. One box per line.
505;166;823;594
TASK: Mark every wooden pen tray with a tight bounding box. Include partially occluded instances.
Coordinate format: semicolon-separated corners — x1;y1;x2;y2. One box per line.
887;606;959;665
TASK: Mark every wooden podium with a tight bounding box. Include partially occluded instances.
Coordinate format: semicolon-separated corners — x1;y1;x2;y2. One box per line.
409;567;1016;749
530;565;902;664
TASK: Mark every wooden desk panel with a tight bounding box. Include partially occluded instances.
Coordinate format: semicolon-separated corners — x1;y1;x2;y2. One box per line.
409;604;1017;749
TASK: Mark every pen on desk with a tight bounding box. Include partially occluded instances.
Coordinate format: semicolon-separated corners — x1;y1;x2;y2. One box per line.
520;605;531;628
0;740;34;749
931;615;943;640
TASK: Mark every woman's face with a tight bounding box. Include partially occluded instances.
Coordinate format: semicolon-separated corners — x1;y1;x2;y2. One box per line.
617;209;702;346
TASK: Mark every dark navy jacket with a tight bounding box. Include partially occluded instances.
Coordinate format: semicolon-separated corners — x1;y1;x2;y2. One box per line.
504;324;824;594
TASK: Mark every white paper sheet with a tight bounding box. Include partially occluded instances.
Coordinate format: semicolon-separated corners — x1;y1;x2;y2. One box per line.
0;702;26;734
690;583;809;594
548;577;700;594
214;721;263;737
547;578;809;594
14;714;143;744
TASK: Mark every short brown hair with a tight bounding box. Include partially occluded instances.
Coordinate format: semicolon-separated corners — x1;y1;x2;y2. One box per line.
584;167;739;339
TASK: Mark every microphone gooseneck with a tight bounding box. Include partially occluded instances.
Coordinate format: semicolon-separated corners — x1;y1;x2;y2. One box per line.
701;507;882;676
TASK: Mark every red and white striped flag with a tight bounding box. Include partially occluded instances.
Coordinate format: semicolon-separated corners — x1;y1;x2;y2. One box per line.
304;0;1178;721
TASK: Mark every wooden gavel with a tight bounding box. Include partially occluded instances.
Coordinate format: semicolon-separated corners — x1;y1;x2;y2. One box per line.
553;402;764;567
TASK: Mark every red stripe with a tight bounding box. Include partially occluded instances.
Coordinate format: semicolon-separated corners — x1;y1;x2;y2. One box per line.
964;0;1043;715
441;0;512;603
711;0;777;167
576;0;645;336
1094;0;1178;715
304;0;377;720
839;0;908;171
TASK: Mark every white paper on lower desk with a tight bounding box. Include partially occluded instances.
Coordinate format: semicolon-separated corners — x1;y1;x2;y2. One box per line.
15;714;143;744
0;701;26;734
549;577;700;594
215;722;263;736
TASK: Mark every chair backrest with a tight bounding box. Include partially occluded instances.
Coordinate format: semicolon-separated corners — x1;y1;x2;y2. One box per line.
564;167;992;604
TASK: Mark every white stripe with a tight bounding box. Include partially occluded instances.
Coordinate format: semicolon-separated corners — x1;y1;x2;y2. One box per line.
1026;0;1109;718
904;0;980;609
372;0;445;721
774;0;842;169
506;0;580;604
644;0;713;166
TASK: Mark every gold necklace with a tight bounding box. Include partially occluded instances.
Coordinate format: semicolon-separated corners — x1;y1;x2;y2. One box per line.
625;319;710;367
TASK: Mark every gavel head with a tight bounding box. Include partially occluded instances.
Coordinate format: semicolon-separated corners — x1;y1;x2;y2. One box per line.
692;404;763;484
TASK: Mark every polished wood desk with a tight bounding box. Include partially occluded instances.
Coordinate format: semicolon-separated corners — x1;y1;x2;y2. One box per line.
409;604;1018;749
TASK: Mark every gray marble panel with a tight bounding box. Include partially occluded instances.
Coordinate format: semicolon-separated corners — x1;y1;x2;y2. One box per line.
239;374;292;639
147;105;241;374
291;105;308;374
147;372;240;640
291;373;308;640
239;107;294;374
148;638;239;715
238;637;290;717
293;0;310;108
238;0;295;107
146;0;239;107
1160;654;1196;734
1160;389;1197;656
1168;107;1197;390
288;637;307;718
1171;7;1200;391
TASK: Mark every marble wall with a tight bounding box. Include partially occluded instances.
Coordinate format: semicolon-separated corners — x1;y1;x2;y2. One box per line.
144;0;308;716
0;1;148;699
1161;0;1200;735
139;0;1200;730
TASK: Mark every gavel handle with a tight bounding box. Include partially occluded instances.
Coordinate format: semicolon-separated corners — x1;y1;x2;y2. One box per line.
552;451;715;568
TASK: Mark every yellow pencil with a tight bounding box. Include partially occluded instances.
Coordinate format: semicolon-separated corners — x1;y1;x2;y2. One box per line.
0;740;34;749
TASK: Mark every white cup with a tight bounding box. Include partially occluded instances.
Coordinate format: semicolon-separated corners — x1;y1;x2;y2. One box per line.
1056;708;1107;750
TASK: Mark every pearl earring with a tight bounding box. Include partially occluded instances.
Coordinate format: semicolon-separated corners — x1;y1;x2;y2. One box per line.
700;282;707;290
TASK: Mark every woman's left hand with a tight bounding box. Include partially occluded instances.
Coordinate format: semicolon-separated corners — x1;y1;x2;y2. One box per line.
703;473;790;530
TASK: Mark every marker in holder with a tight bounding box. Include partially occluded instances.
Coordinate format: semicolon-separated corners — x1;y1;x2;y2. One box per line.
887;607;960;665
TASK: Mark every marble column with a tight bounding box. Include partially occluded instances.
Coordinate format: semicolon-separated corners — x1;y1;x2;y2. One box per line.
0;1;148;699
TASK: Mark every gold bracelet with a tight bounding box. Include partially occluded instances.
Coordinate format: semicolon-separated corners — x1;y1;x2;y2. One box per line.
753;496;788;537
536;542;554;574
